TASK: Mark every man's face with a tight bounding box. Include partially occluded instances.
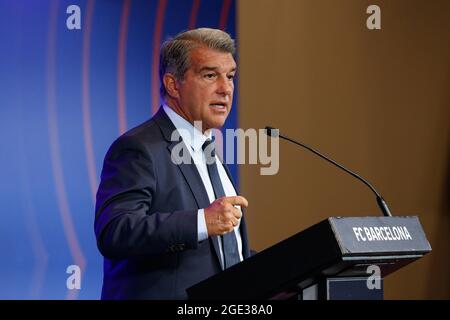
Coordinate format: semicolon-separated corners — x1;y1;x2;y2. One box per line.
177;46;236;132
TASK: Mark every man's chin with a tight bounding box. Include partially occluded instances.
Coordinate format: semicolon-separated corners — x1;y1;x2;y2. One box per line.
205;118;227;131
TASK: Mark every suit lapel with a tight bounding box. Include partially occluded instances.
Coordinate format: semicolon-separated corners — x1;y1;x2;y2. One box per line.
167;142;209;208
154;107;225;270
169;143;225;270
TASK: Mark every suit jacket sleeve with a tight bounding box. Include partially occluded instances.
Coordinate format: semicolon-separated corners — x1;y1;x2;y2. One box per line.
94;135;198;260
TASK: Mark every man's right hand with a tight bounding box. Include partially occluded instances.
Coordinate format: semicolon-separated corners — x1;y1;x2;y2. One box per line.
204;196;249;236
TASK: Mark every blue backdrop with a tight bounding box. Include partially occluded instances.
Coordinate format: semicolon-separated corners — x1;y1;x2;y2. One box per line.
0;0;237;299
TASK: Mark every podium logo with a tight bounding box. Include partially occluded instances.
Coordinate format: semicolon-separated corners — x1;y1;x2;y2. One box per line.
366;265;381;290
66;265;81;290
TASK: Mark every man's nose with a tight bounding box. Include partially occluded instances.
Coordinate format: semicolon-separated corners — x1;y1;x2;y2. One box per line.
216;76;233;96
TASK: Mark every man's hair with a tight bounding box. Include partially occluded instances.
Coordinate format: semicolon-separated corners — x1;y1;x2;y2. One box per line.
159;28;236;98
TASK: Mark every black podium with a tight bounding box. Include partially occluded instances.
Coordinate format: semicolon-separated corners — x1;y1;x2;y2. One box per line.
187;216;431;300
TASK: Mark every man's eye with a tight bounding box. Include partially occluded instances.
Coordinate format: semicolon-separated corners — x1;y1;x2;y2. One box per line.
228;74;235;80
204;73;216;79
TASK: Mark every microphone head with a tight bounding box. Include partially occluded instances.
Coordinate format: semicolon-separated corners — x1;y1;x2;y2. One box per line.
265;126;279;137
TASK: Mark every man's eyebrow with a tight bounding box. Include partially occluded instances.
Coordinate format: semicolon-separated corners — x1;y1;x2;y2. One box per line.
198;66;237;73
199;66;218;72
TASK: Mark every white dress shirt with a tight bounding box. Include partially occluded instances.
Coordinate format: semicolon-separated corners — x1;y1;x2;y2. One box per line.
163;105;243;263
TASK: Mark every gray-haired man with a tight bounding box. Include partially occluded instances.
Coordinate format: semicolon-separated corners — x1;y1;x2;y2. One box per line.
95;28;251;299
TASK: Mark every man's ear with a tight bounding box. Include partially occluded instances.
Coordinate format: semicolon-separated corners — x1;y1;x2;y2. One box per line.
163;73;180;99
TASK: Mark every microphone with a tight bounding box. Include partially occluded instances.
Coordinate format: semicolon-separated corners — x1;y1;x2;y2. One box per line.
265;126;393;217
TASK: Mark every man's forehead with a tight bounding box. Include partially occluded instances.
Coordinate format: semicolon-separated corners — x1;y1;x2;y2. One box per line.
189;47;236;71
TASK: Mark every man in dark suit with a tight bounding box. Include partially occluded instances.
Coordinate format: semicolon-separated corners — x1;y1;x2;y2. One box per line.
95;28;250;299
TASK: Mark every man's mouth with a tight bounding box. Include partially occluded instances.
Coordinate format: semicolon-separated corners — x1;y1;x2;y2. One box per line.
209;102;227;110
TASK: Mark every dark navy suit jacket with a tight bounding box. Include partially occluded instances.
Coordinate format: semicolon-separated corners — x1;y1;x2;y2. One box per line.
94;107;251;299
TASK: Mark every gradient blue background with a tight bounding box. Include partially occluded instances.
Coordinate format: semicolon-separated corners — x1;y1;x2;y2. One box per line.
0;0;237;299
